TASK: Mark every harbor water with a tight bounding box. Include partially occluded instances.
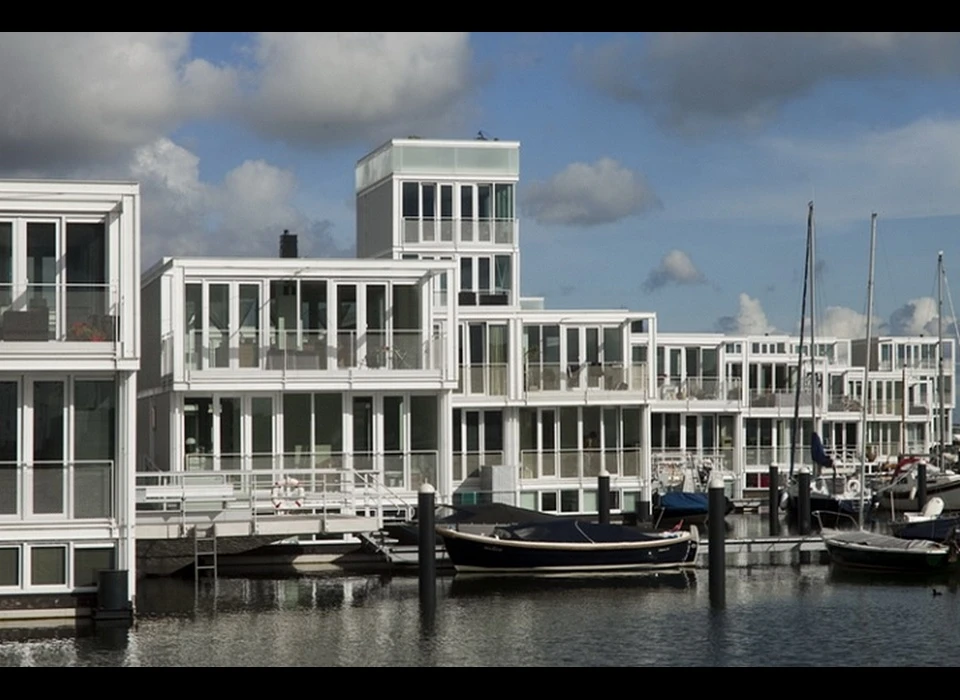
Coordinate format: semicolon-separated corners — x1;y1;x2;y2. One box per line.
3;514;960;667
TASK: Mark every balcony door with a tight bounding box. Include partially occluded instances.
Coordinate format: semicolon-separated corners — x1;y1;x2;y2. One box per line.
0;218;109;342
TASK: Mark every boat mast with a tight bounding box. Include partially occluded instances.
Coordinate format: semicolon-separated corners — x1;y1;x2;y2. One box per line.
939;251;945;470
790;204;813;480
810;203;818;476
860;213;877;529
901;365;907;457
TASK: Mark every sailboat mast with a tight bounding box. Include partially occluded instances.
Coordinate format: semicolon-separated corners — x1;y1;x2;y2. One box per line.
939;251;945;469
860;213;877;528
810;203;818;475
901;365;906;457
790;204;813;480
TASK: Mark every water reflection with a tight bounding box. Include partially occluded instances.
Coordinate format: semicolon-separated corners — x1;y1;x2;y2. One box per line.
449;570;696;598
2;558;960;666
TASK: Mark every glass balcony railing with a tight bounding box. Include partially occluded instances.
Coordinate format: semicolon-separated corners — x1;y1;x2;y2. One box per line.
0;283;117;343
0;460;114;519
183;329;444;372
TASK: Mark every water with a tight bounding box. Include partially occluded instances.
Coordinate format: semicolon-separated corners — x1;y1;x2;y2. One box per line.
3;514;960;666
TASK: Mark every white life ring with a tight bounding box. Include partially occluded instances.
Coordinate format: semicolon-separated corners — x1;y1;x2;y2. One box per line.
846;478;861;495
271;477;305;509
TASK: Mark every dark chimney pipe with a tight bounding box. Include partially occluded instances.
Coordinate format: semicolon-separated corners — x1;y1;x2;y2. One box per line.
280;229;298;259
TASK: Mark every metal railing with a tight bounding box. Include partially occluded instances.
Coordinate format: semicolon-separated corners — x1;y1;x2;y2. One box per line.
748;389;823;410
0;283;118;344
184;329;444;372
651;450;733;486
456;363;509;396
402;217;516;245
523;362;644;394
180;450;438;494
655;377;742;403
0;460;114;520
518;448;643;480
878;358;940;371
827;396;932;416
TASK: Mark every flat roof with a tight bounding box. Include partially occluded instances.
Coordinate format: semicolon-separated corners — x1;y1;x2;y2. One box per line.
356;137;520;192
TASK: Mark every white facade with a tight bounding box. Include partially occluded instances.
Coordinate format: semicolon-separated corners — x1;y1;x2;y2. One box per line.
138;256;459;506
0;180;140;614
136;136;956;529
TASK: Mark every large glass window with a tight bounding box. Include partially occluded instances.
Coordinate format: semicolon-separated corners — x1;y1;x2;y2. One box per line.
33;380;64;515
65;222;108;336
0;382;17;516
74;380;115;518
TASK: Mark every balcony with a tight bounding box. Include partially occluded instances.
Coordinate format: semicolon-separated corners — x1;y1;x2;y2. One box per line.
170;450;439;495
0;460;115;520
655;378;741;403
523;362;646;395
183;329;444;374
456;364;509;396
878;358;940;372
402;217;516;245
827;396;931;416
748;389;823;411
453;451;504;481
0;283;118;345
519;448;642;480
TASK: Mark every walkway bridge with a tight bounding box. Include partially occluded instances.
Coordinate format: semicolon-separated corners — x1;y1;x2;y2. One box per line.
134;468;415;575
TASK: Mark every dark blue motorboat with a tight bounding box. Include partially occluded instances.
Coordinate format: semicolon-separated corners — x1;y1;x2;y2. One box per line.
653;491;734;527
435;518;698;574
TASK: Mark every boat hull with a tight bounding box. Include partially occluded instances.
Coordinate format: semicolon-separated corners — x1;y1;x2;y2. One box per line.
825;542;957;573
890;517;960;542
436;527;695;574
787;494;872;527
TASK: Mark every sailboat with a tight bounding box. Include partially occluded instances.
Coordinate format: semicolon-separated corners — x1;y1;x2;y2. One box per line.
880;252;960;533
820;224;959;573
784;203;874;527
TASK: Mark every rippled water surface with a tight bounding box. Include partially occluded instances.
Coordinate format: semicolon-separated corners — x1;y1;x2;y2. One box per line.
3;562;960;666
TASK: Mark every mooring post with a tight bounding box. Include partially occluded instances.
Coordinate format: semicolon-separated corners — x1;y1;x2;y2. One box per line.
598;468;611;525
768;465;780;536
797;467;812;536
917;462;927;512
708;474;726;609
418;482;436;615
637;486;651;523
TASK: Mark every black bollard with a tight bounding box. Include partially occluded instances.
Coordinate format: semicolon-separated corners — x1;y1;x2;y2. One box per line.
418;483;436;615
797;468;812;536
598;468;611;525
708;474;726;609
917;462;927;512
637;490;651;523
94;570;133;621
768;465;780;536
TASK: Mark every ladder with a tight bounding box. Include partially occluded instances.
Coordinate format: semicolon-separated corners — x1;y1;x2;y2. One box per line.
193;524;218;593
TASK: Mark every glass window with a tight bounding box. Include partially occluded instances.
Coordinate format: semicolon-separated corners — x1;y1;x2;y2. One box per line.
541;491;557;512
560;490;579;512
422;184;435;220
494;184;514;219
460;185;473;218
74;547;114;588
402;182;419;218
73;380;115;518
0;547;18;587
31;546;66;586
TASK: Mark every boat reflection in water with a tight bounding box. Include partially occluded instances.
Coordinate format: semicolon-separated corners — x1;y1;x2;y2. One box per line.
826;564;960;591
449;569;697;598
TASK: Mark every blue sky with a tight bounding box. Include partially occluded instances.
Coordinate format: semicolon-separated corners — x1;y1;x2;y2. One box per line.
2;32;960;340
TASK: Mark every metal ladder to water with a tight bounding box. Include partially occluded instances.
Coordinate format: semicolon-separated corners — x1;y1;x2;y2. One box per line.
193;524;218;593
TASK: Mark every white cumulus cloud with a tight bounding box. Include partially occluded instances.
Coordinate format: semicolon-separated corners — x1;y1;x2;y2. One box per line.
241;32;474;146
0;32;237;171
642;249;706;292
131;138;350;269
521;157;661;226
716;293;776;335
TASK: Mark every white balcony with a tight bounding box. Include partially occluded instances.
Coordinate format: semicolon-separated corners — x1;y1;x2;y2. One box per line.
402;217;516;245
523;362;646;395
0;461;115;521
518;448;643;481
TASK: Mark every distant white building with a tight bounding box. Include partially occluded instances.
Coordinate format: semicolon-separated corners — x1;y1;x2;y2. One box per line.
0;180;140;618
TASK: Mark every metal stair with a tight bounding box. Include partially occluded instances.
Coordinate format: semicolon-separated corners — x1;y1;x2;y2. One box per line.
193;524;218;593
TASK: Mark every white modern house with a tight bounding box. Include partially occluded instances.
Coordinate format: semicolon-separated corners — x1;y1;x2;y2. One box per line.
136;247;459;513
0;180;140;619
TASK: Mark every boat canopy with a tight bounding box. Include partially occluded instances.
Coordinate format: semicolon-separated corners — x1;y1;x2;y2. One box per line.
658;491;708;513
493;519;677;544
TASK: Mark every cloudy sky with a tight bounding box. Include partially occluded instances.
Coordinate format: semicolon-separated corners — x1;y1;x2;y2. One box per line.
3;32;960;340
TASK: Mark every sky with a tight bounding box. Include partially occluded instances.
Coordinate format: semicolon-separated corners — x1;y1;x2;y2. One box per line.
2;31;960;342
